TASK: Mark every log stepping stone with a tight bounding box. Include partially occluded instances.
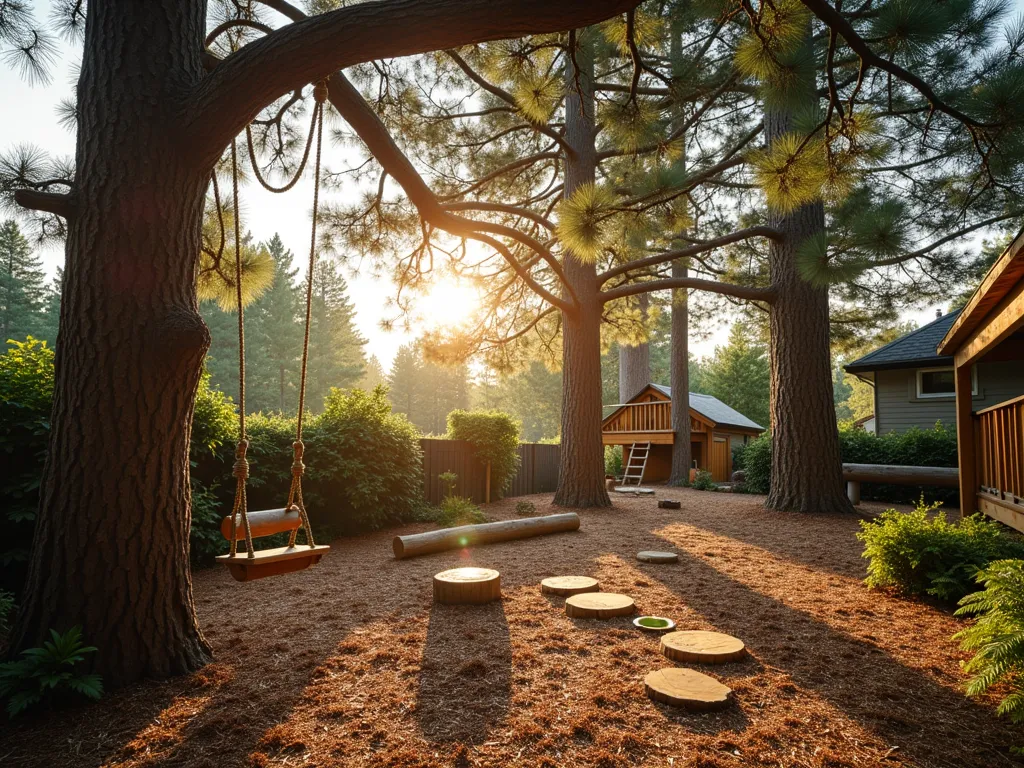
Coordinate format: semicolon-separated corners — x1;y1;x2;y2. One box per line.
660;630;747;664
658;500;681;509
614;486;656;494
636;551;679;564
541;576;600;597
433;567;501;605
565;592;635;619
644;667;733;710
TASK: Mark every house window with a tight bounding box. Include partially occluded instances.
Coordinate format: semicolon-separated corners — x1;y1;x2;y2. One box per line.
916;367;976;398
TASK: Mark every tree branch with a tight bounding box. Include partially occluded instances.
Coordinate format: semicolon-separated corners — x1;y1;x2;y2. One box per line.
601;276;776;304
192;0;640;158
14;188;76;218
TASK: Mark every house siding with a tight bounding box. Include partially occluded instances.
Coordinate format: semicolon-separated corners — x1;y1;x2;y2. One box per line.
876;361;1024;434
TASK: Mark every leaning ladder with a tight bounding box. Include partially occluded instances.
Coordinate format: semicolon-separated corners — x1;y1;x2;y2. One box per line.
622;442;651;486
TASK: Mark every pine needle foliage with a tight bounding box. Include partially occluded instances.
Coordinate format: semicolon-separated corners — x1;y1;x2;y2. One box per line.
511;71;563;125
601;10;664;54
556;182;617;263
751;132;829;213
955;559;1024;724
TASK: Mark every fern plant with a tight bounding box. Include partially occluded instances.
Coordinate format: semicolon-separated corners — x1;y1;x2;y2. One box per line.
0;626;103;716
955;559;1024;723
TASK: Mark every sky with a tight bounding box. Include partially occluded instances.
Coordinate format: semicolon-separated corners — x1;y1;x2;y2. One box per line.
2;1;1019;371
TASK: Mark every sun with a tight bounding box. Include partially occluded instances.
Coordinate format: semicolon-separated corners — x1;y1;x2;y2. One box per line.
416;278;480;329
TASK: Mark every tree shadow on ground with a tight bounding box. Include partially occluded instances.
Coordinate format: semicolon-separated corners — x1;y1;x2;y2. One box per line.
632;526;1024;768
416;600;512;744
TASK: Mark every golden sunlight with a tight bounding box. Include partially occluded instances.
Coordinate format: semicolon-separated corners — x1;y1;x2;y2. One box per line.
416;278;480;329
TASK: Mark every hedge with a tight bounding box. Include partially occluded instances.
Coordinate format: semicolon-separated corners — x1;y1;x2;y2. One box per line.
446;409;521;499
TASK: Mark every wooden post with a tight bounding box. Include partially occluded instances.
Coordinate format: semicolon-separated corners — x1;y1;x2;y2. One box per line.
846;480;861;506
955;362;977;516
485;461;491;504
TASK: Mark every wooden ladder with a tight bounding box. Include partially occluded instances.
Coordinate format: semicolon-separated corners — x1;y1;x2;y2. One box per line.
623;442;651;486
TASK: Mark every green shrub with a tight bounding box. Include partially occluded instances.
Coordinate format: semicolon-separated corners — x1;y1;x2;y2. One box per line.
447;409;521;499
955;559;1024;724
858;499;1024;602
515;500;537;517
0;626;102;716
737;433;771;494
604;445;623;476
691;469;716;491
434;495;488;528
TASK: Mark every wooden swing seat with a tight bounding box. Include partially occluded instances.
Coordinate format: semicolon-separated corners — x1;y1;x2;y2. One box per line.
216;544;330;582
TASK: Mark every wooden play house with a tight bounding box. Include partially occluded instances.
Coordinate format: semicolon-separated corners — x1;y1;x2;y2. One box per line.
602;384;764;483
937;227;1024;533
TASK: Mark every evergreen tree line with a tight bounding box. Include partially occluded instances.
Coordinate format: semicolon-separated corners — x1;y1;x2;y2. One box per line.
0;220;61;347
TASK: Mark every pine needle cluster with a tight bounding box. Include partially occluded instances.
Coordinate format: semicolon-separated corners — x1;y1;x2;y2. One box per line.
556;183;617;262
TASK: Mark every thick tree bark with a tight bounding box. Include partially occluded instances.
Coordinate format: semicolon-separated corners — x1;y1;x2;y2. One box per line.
12;0;213;685
763;27;852;514
669;259;692;484
553;33;610;508
618;292;650;402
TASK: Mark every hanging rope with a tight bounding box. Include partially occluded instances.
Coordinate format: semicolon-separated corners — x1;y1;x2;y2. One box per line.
245;101;320;194
285;80;327;550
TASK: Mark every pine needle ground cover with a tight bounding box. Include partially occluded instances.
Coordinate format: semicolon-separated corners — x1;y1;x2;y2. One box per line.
3;491;1022;767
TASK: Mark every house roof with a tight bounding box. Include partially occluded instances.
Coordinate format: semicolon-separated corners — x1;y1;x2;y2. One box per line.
649;384;764;432
844;310;961;374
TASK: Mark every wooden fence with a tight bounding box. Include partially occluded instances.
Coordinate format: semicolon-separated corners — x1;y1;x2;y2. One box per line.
420;439;561;505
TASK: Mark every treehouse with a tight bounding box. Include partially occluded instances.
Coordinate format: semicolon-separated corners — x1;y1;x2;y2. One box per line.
602;384;765;483
937;227;1024;533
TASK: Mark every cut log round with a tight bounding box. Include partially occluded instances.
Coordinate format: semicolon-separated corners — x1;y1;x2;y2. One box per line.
433;567;501;604
660;630;747;664
644;667;733;710
613;486;656;494
220;507;301;541
637;551;679;564
658;500;682;509
565;592;635;619
541;576;600;597
393;513;580;559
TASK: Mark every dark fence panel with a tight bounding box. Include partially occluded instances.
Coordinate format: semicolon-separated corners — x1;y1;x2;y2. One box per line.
419;439;561;505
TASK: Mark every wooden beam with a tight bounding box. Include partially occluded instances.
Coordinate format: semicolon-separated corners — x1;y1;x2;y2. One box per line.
841;464;959;486
955;363;978;516
953;278;1024;367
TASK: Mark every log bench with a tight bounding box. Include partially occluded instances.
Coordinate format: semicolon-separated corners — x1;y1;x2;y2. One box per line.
842;463;959;505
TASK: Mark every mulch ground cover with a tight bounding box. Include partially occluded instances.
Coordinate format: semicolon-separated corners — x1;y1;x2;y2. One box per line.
3;488;1022;767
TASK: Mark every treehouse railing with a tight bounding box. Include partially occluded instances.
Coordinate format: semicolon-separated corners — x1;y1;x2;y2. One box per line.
602;402;707;434
975;394;1024;503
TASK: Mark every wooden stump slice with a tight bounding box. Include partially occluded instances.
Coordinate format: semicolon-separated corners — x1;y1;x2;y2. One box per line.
433;567;501;605
637;551;679;564
565;592;635;619
658;500;682;510
660;630;747;664
614;486;656;495
541;576;600;597
644;667;733;711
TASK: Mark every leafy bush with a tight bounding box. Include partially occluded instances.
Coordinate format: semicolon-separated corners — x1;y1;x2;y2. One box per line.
515;500;537;517
858;500;1024;602
447;409;521;499
735;423;960;502
737;432;772;494
955;559;1024;723
691;469;716;491
0;626;102;716
434;495;488;528
604;445;623;476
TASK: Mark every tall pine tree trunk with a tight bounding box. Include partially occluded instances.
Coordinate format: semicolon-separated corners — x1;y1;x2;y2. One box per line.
12;0;213;685
669;259;692;484
553;32;610;508
763;26;851;514
618;293;650;402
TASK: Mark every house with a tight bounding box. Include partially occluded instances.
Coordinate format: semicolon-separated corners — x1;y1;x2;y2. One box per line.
936;228;1024;532
601;384;764;483
845;308;1024;435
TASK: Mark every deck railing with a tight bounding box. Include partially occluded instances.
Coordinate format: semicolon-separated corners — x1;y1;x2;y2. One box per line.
602;401;705;434
974;394;1024;502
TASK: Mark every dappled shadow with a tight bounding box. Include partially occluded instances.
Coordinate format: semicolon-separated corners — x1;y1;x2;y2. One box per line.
416;600;512;744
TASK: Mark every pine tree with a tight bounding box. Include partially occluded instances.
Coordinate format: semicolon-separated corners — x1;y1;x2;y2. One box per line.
0;220;47;341
701;323;771;429
387;343;423;426
35;268;62;347
305;258;366;411
360;354;387;391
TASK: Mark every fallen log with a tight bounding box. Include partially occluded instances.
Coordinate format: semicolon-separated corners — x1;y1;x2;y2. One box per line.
392;512;580;559
841;463;959;506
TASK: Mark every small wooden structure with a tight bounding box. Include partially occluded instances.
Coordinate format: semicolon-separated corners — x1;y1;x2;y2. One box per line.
937;228;1024;532
602;385;763;483
433;567;501;604
392;512;580;559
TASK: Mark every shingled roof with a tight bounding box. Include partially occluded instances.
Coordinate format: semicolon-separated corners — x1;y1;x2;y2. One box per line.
649;384;764;431
845;309;960;374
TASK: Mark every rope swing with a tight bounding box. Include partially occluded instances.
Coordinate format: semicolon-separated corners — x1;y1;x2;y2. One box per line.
215;80;331;582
